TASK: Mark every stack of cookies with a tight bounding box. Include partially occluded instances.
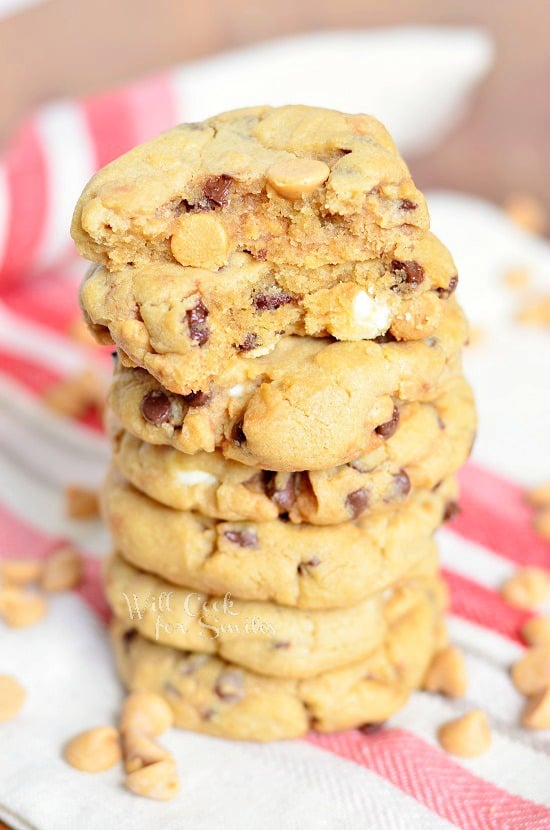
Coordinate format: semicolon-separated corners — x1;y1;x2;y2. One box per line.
72;106;475;741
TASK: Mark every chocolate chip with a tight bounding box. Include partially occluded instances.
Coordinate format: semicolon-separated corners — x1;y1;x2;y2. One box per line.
390;259;425;286
122;628;138;649
242;472;264;494
179;654;209;675
297;556;321;576
224;529;258;548
253;291;294;311
215;670;245;702
164;682;182;698
182;389;211;407
232;420;246;446
425;336;438;348
254;249;268;261
186;299;209;346
436;275;459;299
358;723;386;735
346;488;370;519
274;641;291;650
203;175;232;207
237;333;259;352
141;390;173;424
373;331;397;344
437;414;446;430
393;470;411;498
201;708;216;721
399;199;417;211
443;501;461;522
375;406;400;439
265;472;297;512
111;350;118;360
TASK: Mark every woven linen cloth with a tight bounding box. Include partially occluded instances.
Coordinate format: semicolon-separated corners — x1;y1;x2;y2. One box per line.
1;27;550;830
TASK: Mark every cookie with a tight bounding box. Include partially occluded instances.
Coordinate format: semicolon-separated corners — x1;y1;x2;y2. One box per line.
111;589;447;740
104;549;443;679
80;231;458;392
109;376;475;525
108;299;468;470
72;105;433;273
101;468;457;609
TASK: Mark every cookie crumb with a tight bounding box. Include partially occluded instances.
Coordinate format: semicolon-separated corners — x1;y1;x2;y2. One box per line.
64;726;122;772
503;192;547;235
65;486;100;519
522;616;550;647
500;567;550;609
67;317;98;347
0;675;26;722
522;688;550;730
423;646;467;698
437;710;491;758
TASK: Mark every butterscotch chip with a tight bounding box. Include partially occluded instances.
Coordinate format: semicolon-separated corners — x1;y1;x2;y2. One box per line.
503;192;546;235
437;710;491;758
43;369;104;418
500;567;550;609
533;509;550;540
0;587;47;627
423;646;467;698
120;692;174;736
64;726;122;772
503;267;530;290
266;159;330;200
65;486;99;519
527;483;550;509
41;546;84;592
125;759;179;801
122;728;171;773
511;646;550;695
522;616;550;646
170;213;228;270
0;559;43;586
0;675;26;722
516;297;550;328
522;688;550;730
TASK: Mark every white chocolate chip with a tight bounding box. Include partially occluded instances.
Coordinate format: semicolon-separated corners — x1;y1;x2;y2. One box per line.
351;291;392;337
241;343;276;359
177;470;217;487
228;384;245;398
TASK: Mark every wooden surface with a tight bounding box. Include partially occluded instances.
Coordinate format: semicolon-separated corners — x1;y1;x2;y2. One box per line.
1;0;549;219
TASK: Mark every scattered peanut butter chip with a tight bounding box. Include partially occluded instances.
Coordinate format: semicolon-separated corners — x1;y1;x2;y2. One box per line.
522;616;550;647
43;369;104;418
423;646;467;698
503;192;547;235
527;483;550;509
511;646;550;695
0;675;26;722
125;759;180;801
41;546;84;592
0;559;43;586
171;213;228;270
120;692;174;737
522;688;550;730
266;159;330;200
516;296;550;328
0;587;47;628
64;726;122;772
123;728;172;773
437;710;491;758
65;486;100;519
500;567;550;609
533;509;550;540
503;266;531;290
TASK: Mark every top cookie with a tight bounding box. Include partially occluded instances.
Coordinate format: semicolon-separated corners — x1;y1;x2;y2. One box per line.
71;105;431;271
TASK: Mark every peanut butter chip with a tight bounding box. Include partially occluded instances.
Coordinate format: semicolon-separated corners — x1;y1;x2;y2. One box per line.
123;728;171;773
437;710;491;758
522;616;550;646
120;692;174;736
500;567;550;609
0;559;43;586
0;675;26;722
511;646;550;695
423;646;467;698
0;587;47;627
65;486;100;519
125;759;180;801
522;688;550;730
527;482;550;509
170;213;228;270
266;159;330;200
64;726;122;772
41;546;84;592
533;509;550;540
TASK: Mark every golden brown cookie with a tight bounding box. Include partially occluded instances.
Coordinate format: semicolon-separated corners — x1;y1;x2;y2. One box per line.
72;105;433;272
104;549;443;679
108;299;468;470
109;376;475;525
101;468;457;609
111;588;447;741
